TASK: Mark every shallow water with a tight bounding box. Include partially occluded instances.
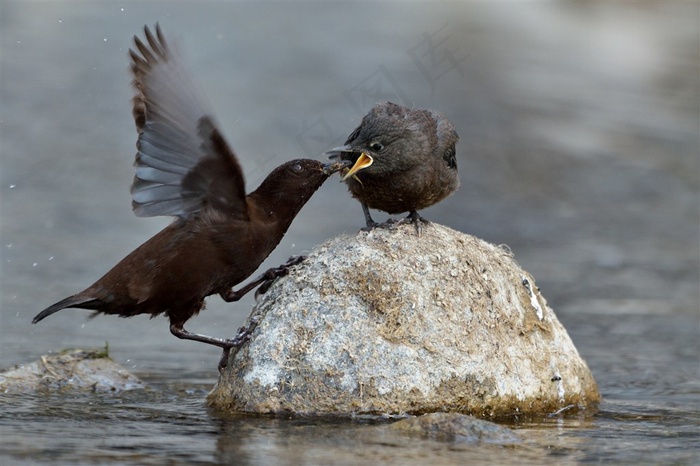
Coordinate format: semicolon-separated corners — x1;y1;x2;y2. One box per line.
2;2;698;464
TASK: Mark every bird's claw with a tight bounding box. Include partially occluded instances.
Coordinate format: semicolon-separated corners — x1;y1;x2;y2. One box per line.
401;211;429;235
360;221;380;232
218;315;263;373
255;255;306;298
218;348;231;373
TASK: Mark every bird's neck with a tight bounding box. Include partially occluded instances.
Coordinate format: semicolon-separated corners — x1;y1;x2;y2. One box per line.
245;191;308;234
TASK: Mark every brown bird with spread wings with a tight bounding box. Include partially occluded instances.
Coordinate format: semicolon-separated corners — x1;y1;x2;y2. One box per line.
32;24;347;370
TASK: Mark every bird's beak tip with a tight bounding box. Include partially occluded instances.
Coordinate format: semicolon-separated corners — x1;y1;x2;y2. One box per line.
341;152;374;181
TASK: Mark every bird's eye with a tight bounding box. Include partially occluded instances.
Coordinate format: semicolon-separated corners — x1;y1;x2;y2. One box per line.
369;142;384;152
292;163;303;173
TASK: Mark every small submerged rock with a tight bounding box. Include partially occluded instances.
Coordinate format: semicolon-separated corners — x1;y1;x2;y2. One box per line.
208;223;599;417
0;347;145;393
388;412;521;444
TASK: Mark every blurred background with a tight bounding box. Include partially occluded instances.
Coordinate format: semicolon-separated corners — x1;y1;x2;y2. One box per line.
2;1;697;392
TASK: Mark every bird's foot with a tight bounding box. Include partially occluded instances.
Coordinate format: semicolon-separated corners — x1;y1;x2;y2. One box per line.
377;218;401;229
218;348;232;373
360;219;381;232
361;217;408;231
401;211;429;235
254;255;306;298
218;314;262;373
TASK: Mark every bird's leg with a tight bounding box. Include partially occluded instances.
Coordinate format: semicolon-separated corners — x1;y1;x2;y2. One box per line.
218;279;263;303
219;255;307;302
360;203;379;231
170;316;262;373
170;324;231;349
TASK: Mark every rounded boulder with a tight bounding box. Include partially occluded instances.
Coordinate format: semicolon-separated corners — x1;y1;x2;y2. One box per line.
208;223;599;417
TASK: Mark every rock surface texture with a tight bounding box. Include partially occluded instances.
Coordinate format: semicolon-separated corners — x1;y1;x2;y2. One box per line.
208;223;599;417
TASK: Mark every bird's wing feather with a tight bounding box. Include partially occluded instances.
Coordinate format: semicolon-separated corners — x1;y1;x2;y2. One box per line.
129;24;247;219
430;110;459;170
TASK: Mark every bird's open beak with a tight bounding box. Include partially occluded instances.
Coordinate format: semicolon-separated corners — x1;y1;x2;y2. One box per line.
325;145;353;160
341;152;374;181
322;159;352;175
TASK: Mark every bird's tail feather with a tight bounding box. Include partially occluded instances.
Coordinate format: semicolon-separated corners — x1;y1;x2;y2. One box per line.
32;296;97;324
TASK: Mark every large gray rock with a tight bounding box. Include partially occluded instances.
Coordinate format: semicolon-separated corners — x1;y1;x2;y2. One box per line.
208;223;599;417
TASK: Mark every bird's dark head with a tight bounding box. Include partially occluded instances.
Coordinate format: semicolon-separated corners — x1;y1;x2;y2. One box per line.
326;102;458;181
257;159;328;196
249;159;349;217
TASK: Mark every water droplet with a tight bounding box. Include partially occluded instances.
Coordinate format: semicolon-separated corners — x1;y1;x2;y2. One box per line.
9;184;16;189
48;256;54;261
103;37;108;42
32;262;38;267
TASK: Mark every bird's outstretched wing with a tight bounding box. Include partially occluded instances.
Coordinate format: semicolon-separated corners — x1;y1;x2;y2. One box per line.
129;24;247;219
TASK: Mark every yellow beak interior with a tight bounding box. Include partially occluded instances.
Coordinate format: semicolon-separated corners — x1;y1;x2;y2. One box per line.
341;152;374;181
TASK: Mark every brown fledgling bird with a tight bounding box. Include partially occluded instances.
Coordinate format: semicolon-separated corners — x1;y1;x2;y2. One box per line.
328;101;459;230
32;24;347;370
